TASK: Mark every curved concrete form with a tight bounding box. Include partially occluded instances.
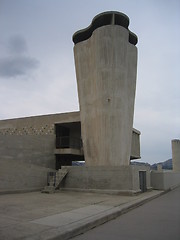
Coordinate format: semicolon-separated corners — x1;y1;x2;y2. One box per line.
172;139;180;171
73;12;138;166
73;11;138;45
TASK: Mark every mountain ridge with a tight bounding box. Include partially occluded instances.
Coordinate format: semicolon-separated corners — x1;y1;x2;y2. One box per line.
131;158;172;170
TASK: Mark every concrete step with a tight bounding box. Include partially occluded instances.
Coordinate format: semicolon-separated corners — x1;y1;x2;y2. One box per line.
41;186;55;194
49;181;55;186
42;169;68;193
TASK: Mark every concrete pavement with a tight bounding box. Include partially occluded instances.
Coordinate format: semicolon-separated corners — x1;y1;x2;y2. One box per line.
0;189;166;240
72;186;180;240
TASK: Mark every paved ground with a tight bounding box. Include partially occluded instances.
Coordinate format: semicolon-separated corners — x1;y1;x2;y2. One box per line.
0;189;166;240
72;187;180;240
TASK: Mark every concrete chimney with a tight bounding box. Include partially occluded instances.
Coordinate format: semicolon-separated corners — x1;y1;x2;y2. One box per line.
172;139;180;171
73;11;138;166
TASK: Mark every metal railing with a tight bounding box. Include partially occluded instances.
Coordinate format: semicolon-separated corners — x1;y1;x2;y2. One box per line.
56;136;82;149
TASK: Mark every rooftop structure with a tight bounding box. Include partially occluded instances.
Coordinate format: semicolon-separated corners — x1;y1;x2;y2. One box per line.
1;11;179;195
74;11;138;166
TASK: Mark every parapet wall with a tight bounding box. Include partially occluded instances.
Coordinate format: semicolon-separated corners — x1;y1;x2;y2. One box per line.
60;165;151;194
0;159;53;194
151;170;180;190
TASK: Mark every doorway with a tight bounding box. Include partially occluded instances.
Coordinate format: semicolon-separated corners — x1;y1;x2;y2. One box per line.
139;171;147;192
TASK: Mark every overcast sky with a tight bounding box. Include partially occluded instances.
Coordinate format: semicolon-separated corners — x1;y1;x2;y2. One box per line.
0;0;180;164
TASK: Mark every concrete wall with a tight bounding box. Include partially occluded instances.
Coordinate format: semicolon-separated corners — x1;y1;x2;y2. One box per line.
0;112;80;192
0;159;53;193
0;112;140;167
60;165;151;194
74;21;138;167
0;111;141;192
0;112;80;167
151;170;180;190
0;135;55;168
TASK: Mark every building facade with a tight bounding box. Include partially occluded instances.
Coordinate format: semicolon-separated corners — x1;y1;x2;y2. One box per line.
0;111;141;193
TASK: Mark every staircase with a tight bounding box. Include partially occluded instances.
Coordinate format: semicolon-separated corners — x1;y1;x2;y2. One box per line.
41;168;68;193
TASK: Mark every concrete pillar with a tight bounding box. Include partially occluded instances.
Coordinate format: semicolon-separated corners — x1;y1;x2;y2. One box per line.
172;139;180;171
73;11;138;166
157;164;162;172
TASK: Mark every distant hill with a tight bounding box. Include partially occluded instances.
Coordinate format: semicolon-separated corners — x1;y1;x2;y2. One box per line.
73;159;173;170
151;158;172;170
131;159;172;170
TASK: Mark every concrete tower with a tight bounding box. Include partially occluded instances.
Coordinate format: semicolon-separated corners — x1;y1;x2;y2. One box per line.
73;11;138;166
172;139;180;171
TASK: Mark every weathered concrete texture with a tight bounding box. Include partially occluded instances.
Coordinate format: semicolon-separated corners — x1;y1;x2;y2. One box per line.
0;111;80;168
0;189;164;240
0;135;55;168
0;112;80;192
0;111;80;133
60;165;151;193
172;139;180;171
74;24;138;166
0;111;141;192
151;170;180;190
0;159;54;193
0;111;140;166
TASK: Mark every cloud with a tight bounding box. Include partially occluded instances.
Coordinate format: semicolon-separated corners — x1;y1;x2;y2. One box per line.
0;56;39;78
0;35;39;78
8;35;27;55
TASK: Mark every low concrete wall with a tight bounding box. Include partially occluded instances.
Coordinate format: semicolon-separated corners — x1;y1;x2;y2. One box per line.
0;159;53;193
60;165;151;194
151;170;180;190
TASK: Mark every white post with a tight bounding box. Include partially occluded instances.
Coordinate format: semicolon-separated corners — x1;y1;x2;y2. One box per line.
172;139;180;171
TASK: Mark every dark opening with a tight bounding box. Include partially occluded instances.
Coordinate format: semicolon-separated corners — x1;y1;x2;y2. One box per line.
55;154;84;170
139;171;147;192
55;125;70;148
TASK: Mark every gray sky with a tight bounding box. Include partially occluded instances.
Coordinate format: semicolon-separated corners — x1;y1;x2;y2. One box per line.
0;0;180;164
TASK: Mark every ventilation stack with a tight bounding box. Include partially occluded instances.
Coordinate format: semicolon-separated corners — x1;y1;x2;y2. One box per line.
73;11;138;166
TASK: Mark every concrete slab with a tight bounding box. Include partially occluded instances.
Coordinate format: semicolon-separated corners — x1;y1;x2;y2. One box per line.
0;189;165;240
32;205;113;227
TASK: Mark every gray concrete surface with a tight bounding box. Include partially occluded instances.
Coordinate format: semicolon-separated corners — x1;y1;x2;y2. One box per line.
0;189;165;240
74;13;138;167
0;111;140;193
0;112;80;192
60;165;151;193
172;139;180;171
151;170;180;190
0;111;80;169
72;186;180;240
